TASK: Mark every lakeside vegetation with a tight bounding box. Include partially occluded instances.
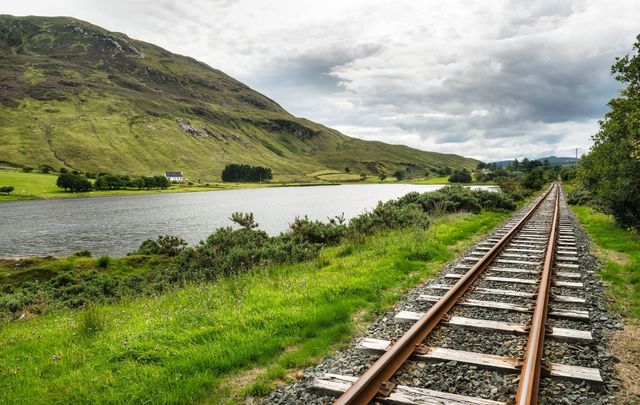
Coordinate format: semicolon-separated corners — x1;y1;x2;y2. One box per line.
0;168;497;203
1;186;516;318
0;207;510;404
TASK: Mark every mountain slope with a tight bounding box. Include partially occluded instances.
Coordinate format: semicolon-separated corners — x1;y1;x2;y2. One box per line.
0;15;478;180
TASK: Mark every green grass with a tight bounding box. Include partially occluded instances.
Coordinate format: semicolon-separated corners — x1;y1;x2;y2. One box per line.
0;254;170;289
0;171;332;202
411;176;452;184
411;176;496;185
570;205;640;318
0;210;508;404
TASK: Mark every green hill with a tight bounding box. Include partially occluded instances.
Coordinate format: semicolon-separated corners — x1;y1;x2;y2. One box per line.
0;15;478;181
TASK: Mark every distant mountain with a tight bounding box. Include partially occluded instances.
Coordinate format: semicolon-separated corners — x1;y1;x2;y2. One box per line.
0;15;478;180
490;156;578;168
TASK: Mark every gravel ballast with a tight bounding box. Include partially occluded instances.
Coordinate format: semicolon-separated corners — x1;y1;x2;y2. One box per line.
263;189;621;404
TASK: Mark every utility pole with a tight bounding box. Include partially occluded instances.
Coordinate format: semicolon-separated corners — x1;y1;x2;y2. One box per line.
575;148;578;160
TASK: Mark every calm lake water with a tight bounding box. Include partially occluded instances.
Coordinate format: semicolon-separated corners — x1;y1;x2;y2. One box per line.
0;184;497;257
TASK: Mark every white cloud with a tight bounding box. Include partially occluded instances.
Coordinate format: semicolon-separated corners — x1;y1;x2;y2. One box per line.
3;0;638;160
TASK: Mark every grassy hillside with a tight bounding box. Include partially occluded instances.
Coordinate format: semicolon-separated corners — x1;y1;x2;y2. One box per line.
0;15;478;180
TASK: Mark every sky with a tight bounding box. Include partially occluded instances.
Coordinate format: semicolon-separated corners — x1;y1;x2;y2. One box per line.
3;0;639;161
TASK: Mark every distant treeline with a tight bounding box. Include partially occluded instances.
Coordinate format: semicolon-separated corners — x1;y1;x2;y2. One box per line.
221;164;273;182
56;173;170;193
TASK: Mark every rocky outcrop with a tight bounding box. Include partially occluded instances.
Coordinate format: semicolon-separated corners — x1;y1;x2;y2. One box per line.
176;119;201;136
258;119;320;140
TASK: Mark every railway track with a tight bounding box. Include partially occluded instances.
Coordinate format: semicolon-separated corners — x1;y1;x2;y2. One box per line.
311;183;605;404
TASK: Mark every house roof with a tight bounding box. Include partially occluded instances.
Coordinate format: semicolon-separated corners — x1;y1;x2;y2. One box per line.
165;171;183;177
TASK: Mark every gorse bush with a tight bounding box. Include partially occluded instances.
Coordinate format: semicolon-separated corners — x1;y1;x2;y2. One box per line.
350;201;430;234
448;170;472;183
1;186;516;317
289;215;348;246
133;235;187;256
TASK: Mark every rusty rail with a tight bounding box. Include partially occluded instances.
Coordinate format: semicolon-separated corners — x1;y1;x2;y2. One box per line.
515;183;560;404
334;184;557;405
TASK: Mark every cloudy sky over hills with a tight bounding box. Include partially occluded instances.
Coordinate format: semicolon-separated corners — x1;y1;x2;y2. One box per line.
4;0;639;161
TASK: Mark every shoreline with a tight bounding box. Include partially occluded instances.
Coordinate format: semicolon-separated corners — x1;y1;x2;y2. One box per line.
0;171;496;204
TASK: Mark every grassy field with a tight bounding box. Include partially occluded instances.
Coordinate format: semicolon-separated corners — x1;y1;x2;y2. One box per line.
0;171;333;202
0;210;508;404
410;176;495;185
568;203;640;403
570;205;640;318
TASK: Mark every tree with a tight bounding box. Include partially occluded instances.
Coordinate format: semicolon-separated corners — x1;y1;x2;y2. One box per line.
378;173;387;181
495;177;520;195
56;173;93;192
153;176;170;189
130;177;146;189
0;186;14;195
578;35;640;229
449;170;472;183
345;167;351;173
476;162;487;170
56;173;75;191
392;170;406;180
221;164;273;182
522;168;545;190
95;175;127;190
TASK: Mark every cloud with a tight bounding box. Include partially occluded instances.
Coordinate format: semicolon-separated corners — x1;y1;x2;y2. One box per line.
3;0;639;160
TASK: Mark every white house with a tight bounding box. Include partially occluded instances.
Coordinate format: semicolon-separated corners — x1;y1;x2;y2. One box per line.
165;171;184;182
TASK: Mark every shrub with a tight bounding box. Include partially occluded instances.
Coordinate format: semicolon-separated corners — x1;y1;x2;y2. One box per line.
39;165;53;174
230;212;259;229
21;167;33;173
349;201;430;234
474;190;517;211
566;187;592;205
415;186;482;214
97;256;111;269
449;170;472;183
133;235;188;256
289;215;347;246
0;186;14;195
73;249;92;257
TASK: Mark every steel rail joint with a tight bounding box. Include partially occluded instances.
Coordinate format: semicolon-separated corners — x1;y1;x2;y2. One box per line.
334;184;557;405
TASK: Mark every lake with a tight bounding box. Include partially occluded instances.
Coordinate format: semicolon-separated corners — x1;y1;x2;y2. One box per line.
0;184;497;257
